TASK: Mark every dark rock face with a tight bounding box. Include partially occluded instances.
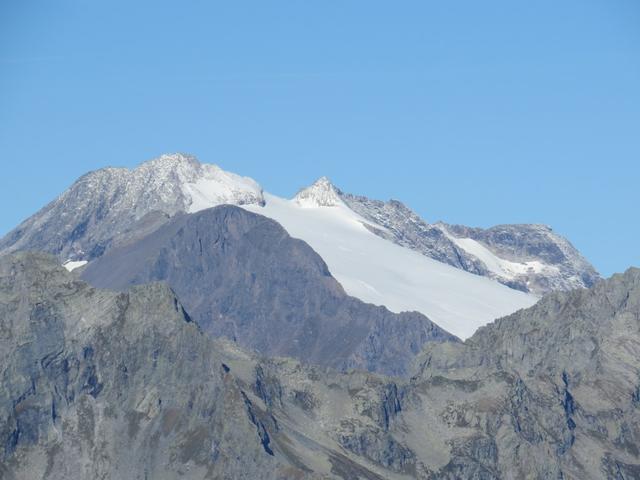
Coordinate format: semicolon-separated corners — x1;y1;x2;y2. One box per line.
1;253;639;479
80;205;456;376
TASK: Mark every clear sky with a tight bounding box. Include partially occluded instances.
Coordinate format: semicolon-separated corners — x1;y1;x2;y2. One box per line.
1;1;638;276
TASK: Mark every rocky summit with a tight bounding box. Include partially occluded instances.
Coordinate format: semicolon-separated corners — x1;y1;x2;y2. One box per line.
1;252;639;479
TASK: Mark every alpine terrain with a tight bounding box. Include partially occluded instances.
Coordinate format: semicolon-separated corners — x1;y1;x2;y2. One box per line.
0;153;599;337
1;252;638;479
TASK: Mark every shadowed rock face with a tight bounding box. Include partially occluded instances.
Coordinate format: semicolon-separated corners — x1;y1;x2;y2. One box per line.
2;254;639;479
80;205;456;376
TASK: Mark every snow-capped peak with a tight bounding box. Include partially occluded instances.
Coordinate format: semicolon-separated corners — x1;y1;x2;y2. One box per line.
86;153;265;213
293;176;344;207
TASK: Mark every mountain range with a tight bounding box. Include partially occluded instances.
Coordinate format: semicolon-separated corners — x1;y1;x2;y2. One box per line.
0;153;598;338
1;153;634;480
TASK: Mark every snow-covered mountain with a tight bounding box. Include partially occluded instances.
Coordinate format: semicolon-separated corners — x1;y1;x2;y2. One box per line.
0;153;598;338
316;178;599;295
243;192;536;338
0;153;263;262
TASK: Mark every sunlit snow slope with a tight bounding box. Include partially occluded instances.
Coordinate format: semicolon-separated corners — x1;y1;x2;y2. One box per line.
243;193;537;339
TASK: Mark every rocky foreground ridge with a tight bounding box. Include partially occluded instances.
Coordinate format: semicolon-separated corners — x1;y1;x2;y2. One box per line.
1;252;638;479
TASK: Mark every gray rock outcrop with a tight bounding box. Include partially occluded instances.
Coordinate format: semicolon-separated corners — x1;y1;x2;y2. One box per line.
444;222;600;294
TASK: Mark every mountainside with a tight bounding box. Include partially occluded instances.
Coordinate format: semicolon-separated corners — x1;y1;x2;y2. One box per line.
442;222;600;294
2;252;638;479
80;205;456;376
0;154;264;263
325;180;600;296
0;153;599;336
410;266;640;478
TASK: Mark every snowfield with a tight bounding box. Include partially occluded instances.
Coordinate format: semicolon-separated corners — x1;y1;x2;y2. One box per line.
243;193;537;339
182;163;263;213
62;260;88;272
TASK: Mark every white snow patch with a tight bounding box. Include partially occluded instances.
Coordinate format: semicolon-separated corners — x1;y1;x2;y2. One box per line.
182;164;263;213
244;194;538;339
63;260;87;272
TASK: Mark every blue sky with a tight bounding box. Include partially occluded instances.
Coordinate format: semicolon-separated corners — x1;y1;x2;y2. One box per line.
1;1;638;276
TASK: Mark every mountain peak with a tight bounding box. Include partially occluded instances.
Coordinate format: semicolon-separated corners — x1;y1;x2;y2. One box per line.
293;176;344;207
0;153;264;263
135;153;202;180
146;152;200;167
313;176;333;186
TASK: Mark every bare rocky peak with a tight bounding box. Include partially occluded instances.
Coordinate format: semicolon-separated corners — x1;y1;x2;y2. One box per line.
443;222;600;294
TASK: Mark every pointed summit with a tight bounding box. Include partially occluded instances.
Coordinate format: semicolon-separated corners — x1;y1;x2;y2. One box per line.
293;177;344;207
